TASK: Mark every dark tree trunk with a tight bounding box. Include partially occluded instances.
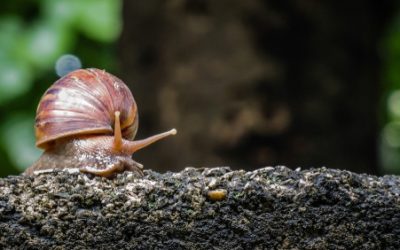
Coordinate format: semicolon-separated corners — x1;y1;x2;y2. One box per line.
118;0;395;174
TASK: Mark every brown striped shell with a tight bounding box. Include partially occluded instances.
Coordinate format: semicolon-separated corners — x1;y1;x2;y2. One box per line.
35;68;138;149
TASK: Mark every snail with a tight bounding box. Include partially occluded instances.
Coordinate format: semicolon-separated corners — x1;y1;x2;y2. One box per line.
24;68;177;178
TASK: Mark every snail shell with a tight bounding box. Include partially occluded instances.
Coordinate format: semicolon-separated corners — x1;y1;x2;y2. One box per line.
35;68;138;149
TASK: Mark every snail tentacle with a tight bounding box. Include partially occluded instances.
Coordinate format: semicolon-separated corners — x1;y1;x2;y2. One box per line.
124;129;177;154
113;111;123;152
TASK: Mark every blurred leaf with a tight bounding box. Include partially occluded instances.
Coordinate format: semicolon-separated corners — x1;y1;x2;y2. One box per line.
42;0;122;42
41;0;80;28
384;63;400;90
387;90;400;120
77;0;122;42
382;122;400;148
0;60;33;105
0;15;24;53
381;10;400;174
380;122;400;174
385;30;400;56
1;113;41;171
21;21;74;69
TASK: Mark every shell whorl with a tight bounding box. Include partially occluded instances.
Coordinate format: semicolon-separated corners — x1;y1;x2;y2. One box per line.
35;68;138;149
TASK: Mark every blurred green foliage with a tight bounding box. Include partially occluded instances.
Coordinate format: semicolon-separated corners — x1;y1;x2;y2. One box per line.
0;0;122;176
380;14;400;174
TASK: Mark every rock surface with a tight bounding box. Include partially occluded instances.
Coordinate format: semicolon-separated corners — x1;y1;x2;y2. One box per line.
0;166;399;249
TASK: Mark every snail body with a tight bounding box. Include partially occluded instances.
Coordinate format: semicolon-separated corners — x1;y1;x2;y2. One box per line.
24;68;176;178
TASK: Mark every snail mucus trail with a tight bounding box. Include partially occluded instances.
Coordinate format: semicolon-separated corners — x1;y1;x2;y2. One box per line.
24;68;177;178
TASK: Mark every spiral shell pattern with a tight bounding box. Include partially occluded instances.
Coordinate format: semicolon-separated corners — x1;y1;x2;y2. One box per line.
35;68;138;149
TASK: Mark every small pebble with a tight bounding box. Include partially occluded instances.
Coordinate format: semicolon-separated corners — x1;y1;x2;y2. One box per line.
207;189;227;201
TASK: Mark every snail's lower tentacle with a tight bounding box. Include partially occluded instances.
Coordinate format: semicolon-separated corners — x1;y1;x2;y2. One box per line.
125;159;144;176
80;162;124;178
79;156;143;178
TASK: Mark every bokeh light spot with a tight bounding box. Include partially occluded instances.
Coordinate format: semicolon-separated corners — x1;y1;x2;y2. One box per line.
55;54;82;77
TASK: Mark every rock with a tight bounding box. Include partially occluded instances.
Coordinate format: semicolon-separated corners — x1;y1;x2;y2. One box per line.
0;166;399;249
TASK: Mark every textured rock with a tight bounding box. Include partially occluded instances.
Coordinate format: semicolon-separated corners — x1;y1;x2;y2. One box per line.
0;166;399;249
